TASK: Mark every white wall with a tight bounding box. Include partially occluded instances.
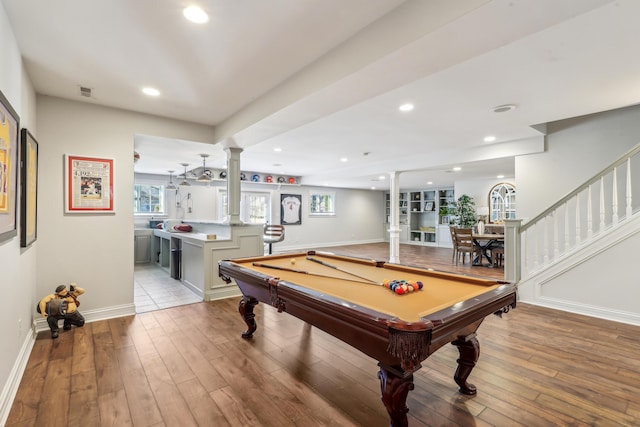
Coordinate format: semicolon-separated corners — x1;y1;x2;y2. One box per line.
454;177;513;214
35;97;216;316
135;173;386;249
0;2;38;421
516;105;640;220
516;104;640;324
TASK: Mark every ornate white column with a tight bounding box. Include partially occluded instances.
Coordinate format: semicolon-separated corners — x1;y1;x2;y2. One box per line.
388;171;401;264
225;145;243;225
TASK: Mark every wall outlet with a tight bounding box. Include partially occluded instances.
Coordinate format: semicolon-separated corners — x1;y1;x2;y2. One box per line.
17;318;22;337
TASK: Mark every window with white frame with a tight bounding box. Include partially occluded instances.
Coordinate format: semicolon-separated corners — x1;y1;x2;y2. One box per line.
134;184;165;214
309;192;335;216
217;190;270;224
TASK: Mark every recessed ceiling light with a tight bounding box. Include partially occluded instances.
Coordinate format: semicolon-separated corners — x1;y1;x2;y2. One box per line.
427;181;433;185
370;186;376;190
340;157;348;162
453;167;462;172
183;6;209;23
399;103;414;112
142;87;160;96
497;174;505;179
378;175;386;180
273;147;282;152
484;135;496;142
491;104;517;113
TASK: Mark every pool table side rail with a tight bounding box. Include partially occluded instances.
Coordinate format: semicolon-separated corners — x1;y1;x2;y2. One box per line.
383;262;508;286
222;250;382;268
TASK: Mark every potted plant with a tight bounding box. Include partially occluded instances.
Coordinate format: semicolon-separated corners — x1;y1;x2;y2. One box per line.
451;194;477;228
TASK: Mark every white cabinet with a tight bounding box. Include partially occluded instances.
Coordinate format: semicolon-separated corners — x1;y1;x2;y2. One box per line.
134;233;152;264
383;224;409;242
437;225;453;248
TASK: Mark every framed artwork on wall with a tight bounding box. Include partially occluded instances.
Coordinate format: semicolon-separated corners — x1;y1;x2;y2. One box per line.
20;129;38;247
0;89;20;243
65;154;115;213
281;193;302;225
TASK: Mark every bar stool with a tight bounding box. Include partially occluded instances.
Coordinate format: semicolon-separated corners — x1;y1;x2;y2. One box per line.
263;224;285;254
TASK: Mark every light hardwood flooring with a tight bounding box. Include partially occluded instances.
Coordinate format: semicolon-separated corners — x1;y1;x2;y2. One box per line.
7;243;640;426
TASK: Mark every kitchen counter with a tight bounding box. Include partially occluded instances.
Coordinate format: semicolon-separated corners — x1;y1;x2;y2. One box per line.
152;223;263;301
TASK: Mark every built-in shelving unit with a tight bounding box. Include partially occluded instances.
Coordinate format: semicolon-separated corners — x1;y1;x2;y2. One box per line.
384;187;453;247
438;189;455;225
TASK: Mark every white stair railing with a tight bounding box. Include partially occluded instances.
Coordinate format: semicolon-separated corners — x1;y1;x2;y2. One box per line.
505;144;640;283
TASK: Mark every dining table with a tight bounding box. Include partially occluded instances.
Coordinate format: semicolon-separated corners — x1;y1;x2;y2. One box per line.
472;233;504;267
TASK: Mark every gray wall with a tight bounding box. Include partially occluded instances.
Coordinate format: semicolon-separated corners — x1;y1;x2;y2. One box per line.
135;173;387;249
0;3;38;418
516;105;640;220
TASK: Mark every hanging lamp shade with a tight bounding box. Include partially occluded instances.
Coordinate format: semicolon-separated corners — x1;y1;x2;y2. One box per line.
196;154;212;182
166;170;177;190
179;163;191;186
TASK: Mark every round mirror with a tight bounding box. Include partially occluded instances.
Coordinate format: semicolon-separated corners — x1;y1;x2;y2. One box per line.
489;183;516;223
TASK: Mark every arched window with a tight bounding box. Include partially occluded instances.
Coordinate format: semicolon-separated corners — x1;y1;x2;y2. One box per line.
489;183;516;223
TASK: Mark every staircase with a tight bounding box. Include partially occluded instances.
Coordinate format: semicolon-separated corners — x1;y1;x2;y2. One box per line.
504;144;640;326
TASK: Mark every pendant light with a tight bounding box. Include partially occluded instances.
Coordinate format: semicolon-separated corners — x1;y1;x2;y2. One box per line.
179;163;191;186
196;154;212;182
166;170;177;190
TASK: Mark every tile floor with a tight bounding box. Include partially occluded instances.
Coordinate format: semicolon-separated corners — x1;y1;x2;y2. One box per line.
134;263;202;313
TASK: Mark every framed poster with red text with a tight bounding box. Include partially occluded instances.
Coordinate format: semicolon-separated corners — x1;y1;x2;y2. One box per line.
65;154;114;213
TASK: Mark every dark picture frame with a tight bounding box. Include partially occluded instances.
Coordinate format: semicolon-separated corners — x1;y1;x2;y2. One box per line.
20;129;38;247
280;193;302;225
0;89;20;243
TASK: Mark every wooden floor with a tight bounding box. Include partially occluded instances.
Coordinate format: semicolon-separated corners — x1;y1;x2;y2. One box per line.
7;244;640;426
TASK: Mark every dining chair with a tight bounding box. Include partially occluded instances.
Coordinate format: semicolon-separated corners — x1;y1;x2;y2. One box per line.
453;228;481;265
490;245;504;267
449;226;458;263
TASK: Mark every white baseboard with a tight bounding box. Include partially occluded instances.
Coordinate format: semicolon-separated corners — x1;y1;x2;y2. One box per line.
0;330;35;426
205;284;242;301
523;297;640;326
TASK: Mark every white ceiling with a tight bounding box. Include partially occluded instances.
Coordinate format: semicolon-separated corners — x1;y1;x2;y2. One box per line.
3;0;640;190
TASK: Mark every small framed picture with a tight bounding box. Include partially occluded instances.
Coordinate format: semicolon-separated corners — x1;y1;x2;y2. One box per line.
20;129;38;247
425;201;434;211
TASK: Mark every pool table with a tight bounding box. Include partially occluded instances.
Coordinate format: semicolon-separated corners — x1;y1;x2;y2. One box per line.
219;250;516;427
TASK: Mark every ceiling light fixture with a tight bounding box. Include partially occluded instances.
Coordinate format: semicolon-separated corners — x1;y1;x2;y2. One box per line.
183;6;209;23
273;147;282;152
340;157;348;162
166;170;177;190
453;167;462;172
142;87;160;97
196;154;212;182
179;163;191;186
484;135;496;142
497;174;505;179
399;103;414;112
491;104;517;113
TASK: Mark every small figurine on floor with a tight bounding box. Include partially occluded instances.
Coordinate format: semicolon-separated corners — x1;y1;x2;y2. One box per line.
38;283;85;339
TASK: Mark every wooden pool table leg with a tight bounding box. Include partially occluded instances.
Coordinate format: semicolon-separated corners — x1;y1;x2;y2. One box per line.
452;333;479;395
238;296;259;339
378;364;414;427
